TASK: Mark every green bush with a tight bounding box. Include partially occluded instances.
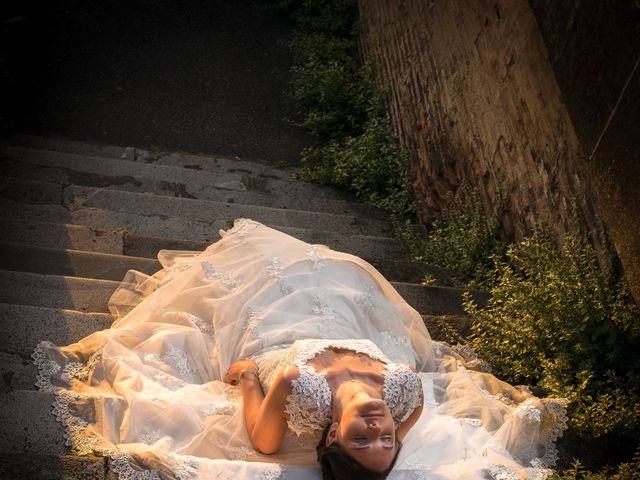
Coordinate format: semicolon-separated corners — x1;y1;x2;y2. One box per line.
298;115;415;216
394;183;503;288
464;230;640;438
288;35;382;141
550;453;640;480
271;0;416;218
269;0;357;37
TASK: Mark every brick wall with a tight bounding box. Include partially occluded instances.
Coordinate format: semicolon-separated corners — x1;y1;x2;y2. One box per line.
357;0;606;256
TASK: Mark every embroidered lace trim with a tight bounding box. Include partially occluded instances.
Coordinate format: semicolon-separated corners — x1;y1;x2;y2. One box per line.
382;363;422;425
34;342;284;480
201;260;241;290
266;257;291;295
186;313;212;335
159;261;194;286
285;364;332;437
306;246;326;272
311;294;338;339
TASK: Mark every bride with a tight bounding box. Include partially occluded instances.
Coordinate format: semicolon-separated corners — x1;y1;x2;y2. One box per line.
33;219;567;480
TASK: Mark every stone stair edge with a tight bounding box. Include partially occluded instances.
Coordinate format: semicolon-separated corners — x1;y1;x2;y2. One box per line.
0;168;380;218
4;133;299;180
0;201;407;260
0;166;389;232
2;142;387;217
0;268;480;316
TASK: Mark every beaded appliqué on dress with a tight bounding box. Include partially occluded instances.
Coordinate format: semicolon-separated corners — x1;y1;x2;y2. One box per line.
138;430;163;445
401;460;432;480
200;401;236;417
186;313;212;335
159;261;194;286
60;350;103;383
311;294;337;338
232;445;256;461
514;399;542;422
356;283;375;310
457;418;483;427
266;339;421;437
144;346;194;379
109;451;161;480
306;246;326;272
201;261;241;290
266;257;291;295
380;331;410;350
246;308;267;345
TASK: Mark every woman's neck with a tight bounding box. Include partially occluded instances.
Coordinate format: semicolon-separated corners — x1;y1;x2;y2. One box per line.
332;379;382;419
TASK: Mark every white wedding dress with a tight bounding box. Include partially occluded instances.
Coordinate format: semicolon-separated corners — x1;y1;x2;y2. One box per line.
33;219;567;480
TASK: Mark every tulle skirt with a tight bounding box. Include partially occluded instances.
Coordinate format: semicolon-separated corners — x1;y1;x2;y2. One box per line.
33;219;567;479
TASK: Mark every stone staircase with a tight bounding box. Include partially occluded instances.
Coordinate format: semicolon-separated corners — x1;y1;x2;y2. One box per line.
0;134;483;479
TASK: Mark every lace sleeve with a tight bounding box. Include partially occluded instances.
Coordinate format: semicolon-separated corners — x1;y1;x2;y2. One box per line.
383;363;423;425
284;365;332;437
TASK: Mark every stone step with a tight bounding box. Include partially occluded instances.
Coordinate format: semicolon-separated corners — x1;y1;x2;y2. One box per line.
0;218;126;255
0;352;40;391
393;282;487;317
422;314;473;341
2;144;383;216
0;270;120;313
8;132;297;182
61;185;391;237
0;268;482;319
0;242;160;281
0;303;113;356
0;389;68;455
0;176;63;205
0;454;107;480
0;217;462;285
0;200;407;261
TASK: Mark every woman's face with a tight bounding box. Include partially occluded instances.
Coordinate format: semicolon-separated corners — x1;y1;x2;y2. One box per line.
327;397;397;472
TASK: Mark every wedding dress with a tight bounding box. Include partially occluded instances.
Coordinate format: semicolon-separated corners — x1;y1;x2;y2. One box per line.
33;219;567;480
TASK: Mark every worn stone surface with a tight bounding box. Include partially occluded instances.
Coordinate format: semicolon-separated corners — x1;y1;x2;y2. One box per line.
0;270;119;313
2;145;372;215
0;218;124;255
0;454;106;479
0;200;406;262
0;243;160;281
392;283;488;317
0;352;38;392
62;186;392;237
0;390;68;455
0;304;113;356
0;176;62;205
357;0;606;258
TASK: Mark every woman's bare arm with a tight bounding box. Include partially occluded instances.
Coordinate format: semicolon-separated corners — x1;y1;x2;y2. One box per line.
226;360;296;454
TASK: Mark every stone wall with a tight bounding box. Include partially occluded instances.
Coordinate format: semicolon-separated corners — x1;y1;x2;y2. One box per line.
356;0;629;295
528;0;640;305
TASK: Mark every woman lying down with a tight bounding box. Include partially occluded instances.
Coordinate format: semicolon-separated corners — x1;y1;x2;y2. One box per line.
34;219;567;479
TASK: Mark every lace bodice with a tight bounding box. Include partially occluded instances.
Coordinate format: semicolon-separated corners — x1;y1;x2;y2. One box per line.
252;339;422;438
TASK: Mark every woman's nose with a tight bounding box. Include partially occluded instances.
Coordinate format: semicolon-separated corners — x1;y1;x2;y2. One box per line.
367;418;381;430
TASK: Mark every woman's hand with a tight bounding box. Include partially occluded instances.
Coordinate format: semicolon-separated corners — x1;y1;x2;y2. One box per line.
224;358;259;385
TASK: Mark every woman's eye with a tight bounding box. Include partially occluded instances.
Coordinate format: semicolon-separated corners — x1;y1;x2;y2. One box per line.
354;436;369;445
381;436;394;445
